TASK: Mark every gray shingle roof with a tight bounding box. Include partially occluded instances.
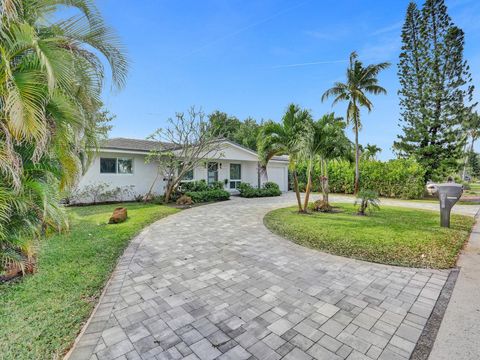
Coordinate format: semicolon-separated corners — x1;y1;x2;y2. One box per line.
100;137;288;161
100;138;174;152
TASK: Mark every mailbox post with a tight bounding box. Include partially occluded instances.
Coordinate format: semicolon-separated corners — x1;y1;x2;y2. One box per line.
434;183;463;227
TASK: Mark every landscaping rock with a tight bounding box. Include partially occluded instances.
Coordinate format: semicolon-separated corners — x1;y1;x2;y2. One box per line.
109;207;127;224
176;195;193;206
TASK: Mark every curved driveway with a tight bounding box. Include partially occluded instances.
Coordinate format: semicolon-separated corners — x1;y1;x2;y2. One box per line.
69;194;468;360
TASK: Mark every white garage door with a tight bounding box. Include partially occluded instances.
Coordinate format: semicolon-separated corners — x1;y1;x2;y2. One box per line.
267;165;288;192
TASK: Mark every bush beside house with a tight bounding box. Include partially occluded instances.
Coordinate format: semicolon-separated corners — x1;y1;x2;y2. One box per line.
179;180;230;203
238;182;282;198
185;189;230;203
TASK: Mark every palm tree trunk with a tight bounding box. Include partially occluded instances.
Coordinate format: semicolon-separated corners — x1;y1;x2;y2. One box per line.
258;162;268;187
303;164;312;212
324;159;330;206
354;123;360;194
292;171;303;212
320;157;326;202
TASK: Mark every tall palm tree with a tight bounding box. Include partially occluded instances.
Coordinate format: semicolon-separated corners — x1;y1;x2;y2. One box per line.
258;104;311;212
322;52;390;194
0;0;127;275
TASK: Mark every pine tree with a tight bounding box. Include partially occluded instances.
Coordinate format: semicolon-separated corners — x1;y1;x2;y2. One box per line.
468;151;480;178
394;0;475;181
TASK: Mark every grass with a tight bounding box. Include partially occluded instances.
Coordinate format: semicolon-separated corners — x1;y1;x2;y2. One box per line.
0;203;179;360
468;182;480;191
408;198;479;205
264;203;474;269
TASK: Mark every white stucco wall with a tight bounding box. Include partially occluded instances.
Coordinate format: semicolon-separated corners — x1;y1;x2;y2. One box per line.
73;143;289;203
74;151;166;203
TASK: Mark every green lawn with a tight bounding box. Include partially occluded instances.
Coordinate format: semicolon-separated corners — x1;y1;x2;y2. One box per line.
469;182;480;191
264;203;474;269
408;198;479;205
0;203;179;360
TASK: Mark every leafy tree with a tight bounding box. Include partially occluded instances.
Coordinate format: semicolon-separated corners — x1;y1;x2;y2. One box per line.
258;104;311;212
462;112;480;180
322;52;390;194
147;108;225;203
233;117;262;150
0;0;127;275
467;151;480;178
208;111;241;139
208;111;262;150
394;0;475;180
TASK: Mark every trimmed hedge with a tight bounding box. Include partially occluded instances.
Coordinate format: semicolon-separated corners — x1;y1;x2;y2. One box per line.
297;158;426;199
179;179;225;192
238;182;282;198
185;189;230;203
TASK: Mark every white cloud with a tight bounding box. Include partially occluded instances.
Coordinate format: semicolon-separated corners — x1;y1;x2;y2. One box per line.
370;21;403;36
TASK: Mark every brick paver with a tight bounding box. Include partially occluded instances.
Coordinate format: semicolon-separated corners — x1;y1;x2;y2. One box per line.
67;194;453;360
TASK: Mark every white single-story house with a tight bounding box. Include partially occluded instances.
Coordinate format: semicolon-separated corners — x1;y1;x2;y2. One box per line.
73;138;289;203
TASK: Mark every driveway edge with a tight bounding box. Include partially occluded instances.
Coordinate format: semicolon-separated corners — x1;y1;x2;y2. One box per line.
411;268;459;360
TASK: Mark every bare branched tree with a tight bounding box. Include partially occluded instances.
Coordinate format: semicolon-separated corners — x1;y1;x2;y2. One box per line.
146;107;225;203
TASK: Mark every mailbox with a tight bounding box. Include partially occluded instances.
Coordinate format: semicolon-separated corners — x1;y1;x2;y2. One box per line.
428;183;463;227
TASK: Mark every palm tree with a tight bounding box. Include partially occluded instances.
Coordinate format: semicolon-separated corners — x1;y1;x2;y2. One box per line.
314;114;352;210
258;104;311;212
0;0;127;275
364;143;382;160
322;52;390;194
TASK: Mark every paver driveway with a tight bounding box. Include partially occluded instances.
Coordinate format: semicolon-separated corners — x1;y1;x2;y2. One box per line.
68;194;456;360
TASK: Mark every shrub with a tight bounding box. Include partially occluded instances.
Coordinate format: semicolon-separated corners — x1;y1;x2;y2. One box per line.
153;195;165;204
179;180;208;192
176;195;193;206
327;159;426;199
209;181;225;190
238;182;282;198
178;180;224;193
355;189;380;215
263;182;280;191
185;189;230;203
294;158;426;199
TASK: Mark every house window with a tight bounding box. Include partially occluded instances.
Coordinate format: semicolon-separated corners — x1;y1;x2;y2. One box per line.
100;158;117;173
117;158;133;174
100;157;133;174
178;162;194;181
229;163;241;189
182;168;194;181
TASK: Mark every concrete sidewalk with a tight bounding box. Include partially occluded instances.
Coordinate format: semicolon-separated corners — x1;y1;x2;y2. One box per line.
429;216;480;360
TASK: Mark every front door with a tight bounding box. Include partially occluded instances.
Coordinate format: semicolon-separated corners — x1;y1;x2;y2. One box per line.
207;162;218;185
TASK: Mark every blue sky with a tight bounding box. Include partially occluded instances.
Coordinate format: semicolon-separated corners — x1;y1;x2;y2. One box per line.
96;0;480;160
